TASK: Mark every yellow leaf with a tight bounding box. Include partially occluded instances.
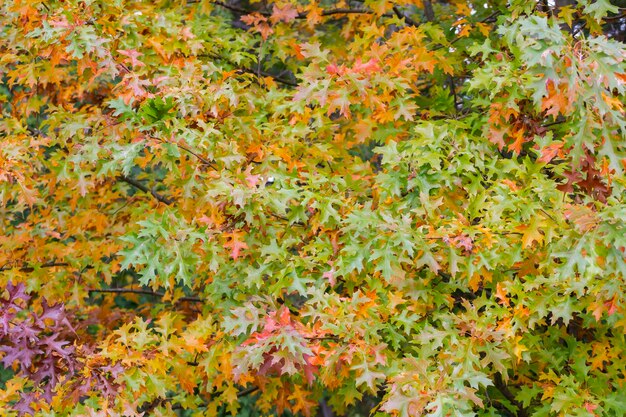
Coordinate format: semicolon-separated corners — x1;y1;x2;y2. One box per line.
558;6;577;27
512;336;528;362
476;22;491;37
602;92;624;111
516;217;546;249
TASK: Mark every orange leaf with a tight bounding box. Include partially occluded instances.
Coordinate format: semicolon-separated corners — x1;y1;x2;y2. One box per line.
538;141;564;163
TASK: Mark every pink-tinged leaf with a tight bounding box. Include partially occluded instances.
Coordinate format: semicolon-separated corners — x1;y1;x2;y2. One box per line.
0;343;42;369
489;127;508;150
197;214;214;227
270;4;299;24
278;305;291;326
322;268;336;286
606;298;618;316
117;49;145;68
13;393;36;416
326;63;343;76
353;58;381;75
181;26;195;40
224;232;248;260
244;166;261;188
302;354;317;384
585;402;598;416
41;334;73;358
6;281;30;305
37;299;64;325
329;92;351;118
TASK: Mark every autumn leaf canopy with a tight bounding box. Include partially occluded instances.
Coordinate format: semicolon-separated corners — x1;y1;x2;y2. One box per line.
1;0;626;416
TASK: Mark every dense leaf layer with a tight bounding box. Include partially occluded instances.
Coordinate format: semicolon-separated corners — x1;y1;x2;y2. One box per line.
0;0;625;416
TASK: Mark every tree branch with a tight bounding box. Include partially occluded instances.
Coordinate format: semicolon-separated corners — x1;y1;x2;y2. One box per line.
117;175;174;205
0;261;70;272
432;10;501;50
392;6;419;27
423;0;435;22
190;1;394;21
493;373;529;417
310;8;393;18
175;142;217;167
243;65;298;87
88;288;203;303
197;52;298;87
138;386;259;413
212;0;263;16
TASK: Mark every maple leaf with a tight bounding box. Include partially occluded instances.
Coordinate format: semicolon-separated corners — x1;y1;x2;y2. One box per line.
512;336;528;362
322;267;337;286
541;80;570;117
495;282;510;306
516;217;546;248
3;2;626;416
244;166;261;188
488;126;508;150
538;141;564;163
508;127;528;155
270;4;299;24
328;91;352;118
5;282;30;305
223;232;248;260
353;58;381;75
241;13;274;39
352;360;386;392
0;344;41;369
563;204;598;232
117;49;145;68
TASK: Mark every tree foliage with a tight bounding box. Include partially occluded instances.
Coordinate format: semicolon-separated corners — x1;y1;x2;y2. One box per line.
1;0;626;416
